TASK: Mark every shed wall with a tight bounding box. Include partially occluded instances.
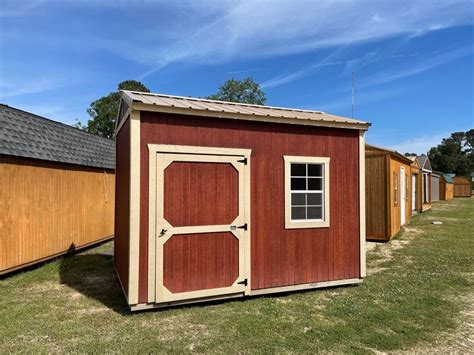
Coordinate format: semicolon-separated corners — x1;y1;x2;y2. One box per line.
422;172;432;211
431;175;440;201
138;112;361;304
389;158;411;238
453;176;471;197
365;153;388;240
411;165;422;213
114;118;131;295
439;180;454;200
0;155;115;274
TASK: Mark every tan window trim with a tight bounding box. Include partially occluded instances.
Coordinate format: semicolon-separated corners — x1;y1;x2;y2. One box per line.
283;155;330;229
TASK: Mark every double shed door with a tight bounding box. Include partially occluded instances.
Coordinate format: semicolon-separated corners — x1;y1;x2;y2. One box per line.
148;145;251;304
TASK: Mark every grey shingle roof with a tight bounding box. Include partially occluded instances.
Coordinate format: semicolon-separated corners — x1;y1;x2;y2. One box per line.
0;104;115;169
416;155;432;171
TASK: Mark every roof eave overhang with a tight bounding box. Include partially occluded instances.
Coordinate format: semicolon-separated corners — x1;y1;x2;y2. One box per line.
392;152;413;165
114;94;134;136
365;143;412;164
130;101;370;131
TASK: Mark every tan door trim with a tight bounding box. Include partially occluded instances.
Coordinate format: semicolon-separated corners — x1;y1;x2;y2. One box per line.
400;166;406;226
359;130;366;278
147;144;251;304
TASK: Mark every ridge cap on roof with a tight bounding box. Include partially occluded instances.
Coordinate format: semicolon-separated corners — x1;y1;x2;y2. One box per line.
121;90;369;125
0;103;114;144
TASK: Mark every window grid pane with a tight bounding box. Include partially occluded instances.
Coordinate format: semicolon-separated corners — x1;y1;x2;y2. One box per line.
290;163;324;221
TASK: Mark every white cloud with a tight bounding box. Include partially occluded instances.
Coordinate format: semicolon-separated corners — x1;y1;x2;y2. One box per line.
261;60;342;88
306;87;404;114
372;129;471;155
358;46;473;89
120;0;473;77
14;103;65;118
3;1;471;80
383;133;448;155
0;78;62;99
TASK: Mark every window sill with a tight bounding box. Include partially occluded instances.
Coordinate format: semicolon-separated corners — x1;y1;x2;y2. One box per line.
285;220;330;229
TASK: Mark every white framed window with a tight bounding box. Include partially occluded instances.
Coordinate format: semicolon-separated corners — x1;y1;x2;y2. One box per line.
284;156;330;229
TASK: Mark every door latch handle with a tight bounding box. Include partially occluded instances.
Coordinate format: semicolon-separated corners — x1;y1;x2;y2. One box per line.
159;228;167;236
230;223;247;231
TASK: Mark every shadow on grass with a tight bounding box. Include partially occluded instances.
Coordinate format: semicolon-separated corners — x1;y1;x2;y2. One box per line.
59;252;129;315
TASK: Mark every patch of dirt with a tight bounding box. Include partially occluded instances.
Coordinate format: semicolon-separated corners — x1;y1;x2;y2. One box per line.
390;240;410;250
366;242;378;252
428;216;461;222
276;297;292;304
27;281;84;301
366;228;420;276
401;227;422;238
27;281;62;292
74;306;109;315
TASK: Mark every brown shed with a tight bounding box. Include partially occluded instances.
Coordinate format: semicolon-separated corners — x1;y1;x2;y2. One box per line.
434;172;454;200
114;91;370;311
409;157;421;213
453;175;472;197
0;104;115;275
365;144;412;241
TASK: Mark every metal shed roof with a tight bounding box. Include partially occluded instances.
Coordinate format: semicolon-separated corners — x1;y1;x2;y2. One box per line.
121;90;370;130
0;104;115;169
443;174;454;183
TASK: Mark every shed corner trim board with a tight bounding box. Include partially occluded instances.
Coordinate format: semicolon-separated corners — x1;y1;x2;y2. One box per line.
128;109;141;305
359;131;366;278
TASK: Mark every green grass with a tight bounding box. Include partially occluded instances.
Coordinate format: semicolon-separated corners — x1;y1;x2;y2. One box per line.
1;198;473;353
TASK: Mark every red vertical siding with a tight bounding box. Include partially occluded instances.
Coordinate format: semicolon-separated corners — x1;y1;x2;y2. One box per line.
164;162;239;226
139;112;360;303
114;118;130;296
163;232;239;293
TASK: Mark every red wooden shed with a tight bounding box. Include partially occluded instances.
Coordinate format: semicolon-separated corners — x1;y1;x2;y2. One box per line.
114;91;370;311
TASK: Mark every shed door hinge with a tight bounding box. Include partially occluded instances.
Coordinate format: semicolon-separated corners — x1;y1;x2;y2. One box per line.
237;157;247;165
237;278;248;286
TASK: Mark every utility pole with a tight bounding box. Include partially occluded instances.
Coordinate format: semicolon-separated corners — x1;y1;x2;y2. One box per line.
352;72;355;119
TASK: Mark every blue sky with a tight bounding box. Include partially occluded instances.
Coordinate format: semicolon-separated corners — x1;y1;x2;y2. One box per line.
0;0;473;154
